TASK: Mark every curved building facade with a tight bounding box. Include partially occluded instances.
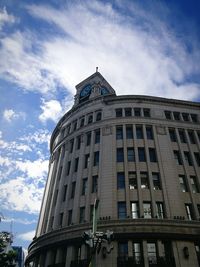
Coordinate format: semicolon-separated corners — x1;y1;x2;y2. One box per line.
26;72;200;267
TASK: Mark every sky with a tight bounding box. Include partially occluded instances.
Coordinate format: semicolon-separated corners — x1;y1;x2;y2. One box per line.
0;0;200;251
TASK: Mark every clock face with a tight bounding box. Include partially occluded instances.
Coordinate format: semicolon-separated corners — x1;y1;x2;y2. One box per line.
101;86;109;95
80;84;92;98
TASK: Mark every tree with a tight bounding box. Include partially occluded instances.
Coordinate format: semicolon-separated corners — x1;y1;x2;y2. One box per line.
0;232;17;267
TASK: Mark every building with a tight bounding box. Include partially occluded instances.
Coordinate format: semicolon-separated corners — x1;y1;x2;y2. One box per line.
12;246;25;267
26;71;200;267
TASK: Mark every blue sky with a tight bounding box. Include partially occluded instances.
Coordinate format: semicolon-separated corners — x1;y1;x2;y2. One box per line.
0;0;200;251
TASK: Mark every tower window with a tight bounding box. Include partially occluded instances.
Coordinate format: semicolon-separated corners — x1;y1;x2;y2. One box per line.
116;108;122;117
178;129;187;143
95;129;100;144
131;202;139;218
74;157;79;172
190;176;199;193
138;147;146;162
117;148;124;162
125;108;132;117
152;172;161;190
146;126;153;140
136;126;143;139
59;212;63;227
126;125;133;139
194;152;200;166
141;172;149;189
80;117;85;127
182;113;189;121
179;175;188;192
188;130;196;144
116;126;123;140
165;111;172;120
71;182;76;198
117;172;125;189
76;136;81;150
169;128;177;142
185;204;194;220
184;151;193;166
133;242;142;264
63;185;67;201
129;172;137;189
68;210;72;225
92;175;98;193
143;202;152;218
149;148;157;162
147;243;157;264
86;132;91;146
134;108;141;116
96;112;102;121
88;114;93;124
144;108;150;117
93;151;99;166
118;202;127;219
69;139;74;153
156;202;164;218
66;161;71;175
173;151;182;165
82;178;88;195
79;207;85;223
84;154;90;168
127;147;135;162
191;114;198;123
173;112;180;121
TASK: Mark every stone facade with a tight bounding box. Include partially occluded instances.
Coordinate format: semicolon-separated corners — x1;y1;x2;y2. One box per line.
26;72;200;267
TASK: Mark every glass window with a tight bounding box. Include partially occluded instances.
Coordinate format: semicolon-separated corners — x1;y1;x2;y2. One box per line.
149;148;157;162
76;136;81;150
59;212;63;227
118;242;128;257
86;132;91;146
185;204;194;220
179;175;188;192
116;108;122;117
190;176;199;193
67;161;71;175
179;129;187;143
129;172;137;189
144;108;150;117
141;172;149;189
156;202;164;218
152;172;161;190
147;243;157;264
134;108;141;116
54;189;58;206
126;125;133;139
188;131;196;144
136;125;143;139
173;112;180;121
92;175;98;193
88;114;93;124
84;154;90;168
73;120;77;131
117;148;124;162
165;111;172;120
50;216;54;229
173;151;182;165
93;151;99;166
169;128;177;142
127;147;135;162
96;112;102;121
71;182;76;198
82;178;88;195
191;114;198;123
63;185;67;201
79;207;85;223
74;157;79;172
95;129;100;144
118;202;127;219
90;205;94;222
143;202;152;218
68;210;72;225
138;147;146;162
194;152;200;166
57;166;63;181
133;242;142;264
182;113;189;121
184;151;193;166
125;108;132;117
70;139;74;153
146;126;153;140
116;126;123;140
131;202;139;218
117;172;125;189
80;117;85;127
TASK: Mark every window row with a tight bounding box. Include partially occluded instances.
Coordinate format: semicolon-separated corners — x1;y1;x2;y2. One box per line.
116;107;151;118
165;110;198;123
117;171;161;190
169;128;200;144
117;147;157;163
173;150;200;166
179;174;199;193
116;125;154;140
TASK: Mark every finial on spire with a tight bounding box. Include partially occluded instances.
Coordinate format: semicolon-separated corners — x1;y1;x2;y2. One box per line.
96;66;98;72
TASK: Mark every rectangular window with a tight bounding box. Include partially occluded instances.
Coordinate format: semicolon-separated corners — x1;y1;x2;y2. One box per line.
133;242;142;264
92;175;98;193
179;129;187;143
116;108;122;117
76;136;81;150
138;147;146;162
79;207;85;223
93;151;99;166
66;161;71;175
169;128;177;142
156;202;164;218
134;108;141;117
165;111;172;120
185;204;194;220
126;125;133;139
73;121;77;131
54;189;58;206
117;172;125;189
144;108;150;117
82;178;88;195
146;126;153;140
118;242;128;257
173;150;182;165
116;126;123;140
179;175;188;192
191;114;198;123
194;152;200;166
70;139;74;153
141;172;149;189
147;243;157;264
127;147;135;162
173;112;180;121
63;185;67;201
50;216;54;229
59;212;63;227
88;114;93;124
182;113;189;121
149;148;157;162
68;210;72;225
129;172;137;189
118;202;127;219
80;117;85;127
96;112;102;121
95;129;100;144
143;202;152;218
125;108;132;117
57;166;63;181
74;157;79;172
86;132;91;146
131;202;139;218
136;125;143;139
117;148;124;162
188;131;196;144
152;172;161;190
84;154;90;168
71;182;76;198
184;151;193;166
190;176;199;193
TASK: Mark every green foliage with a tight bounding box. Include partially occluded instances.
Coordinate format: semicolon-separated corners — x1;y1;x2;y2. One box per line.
0;232;17;267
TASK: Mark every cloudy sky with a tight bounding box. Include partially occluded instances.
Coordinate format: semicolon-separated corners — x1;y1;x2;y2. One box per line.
0;0;200;250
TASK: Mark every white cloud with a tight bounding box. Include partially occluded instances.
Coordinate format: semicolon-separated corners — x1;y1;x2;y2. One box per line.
39;99;63;123
0;7;16;30
3;109;26;122
3;217;37;225
18;230;35;241
16;159;48;179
